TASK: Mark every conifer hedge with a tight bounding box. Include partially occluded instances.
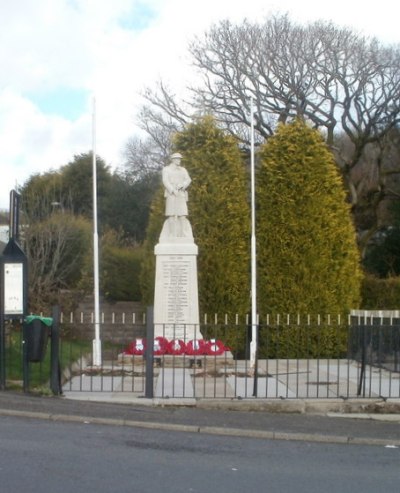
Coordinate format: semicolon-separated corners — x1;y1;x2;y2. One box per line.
256;120;362;357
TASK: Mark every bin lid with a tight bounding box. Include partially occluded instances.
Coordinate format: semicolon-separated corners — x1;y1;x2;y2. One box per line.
25;315;53;327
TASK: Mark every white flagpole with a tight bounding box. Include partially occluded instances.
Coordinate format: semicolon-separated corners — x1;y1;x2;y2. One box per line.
92;97;102;366
250;97;258;370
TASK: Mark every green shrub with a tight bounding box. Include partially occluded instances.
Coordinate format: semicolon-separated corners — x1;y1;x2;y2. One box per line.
101;244;143;301
258;322;348;359
361;275;400;309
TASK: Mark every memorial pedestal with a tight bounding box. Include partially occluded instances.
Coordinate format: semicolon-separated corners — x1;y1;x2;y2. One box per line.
153;240;200;341
118;352;234;371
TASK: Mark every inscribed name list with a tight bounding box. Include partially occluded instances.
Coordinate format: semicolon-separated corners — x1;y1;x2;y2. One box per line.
162;257;190;324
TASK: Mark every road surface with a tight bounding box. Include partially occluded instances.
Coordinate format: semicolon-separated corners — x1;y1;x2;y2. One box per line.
0;415;399;492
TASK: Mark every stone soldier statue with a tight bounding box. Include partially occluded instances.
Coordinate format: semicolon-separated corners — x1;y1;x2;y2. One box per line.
160;152;193;239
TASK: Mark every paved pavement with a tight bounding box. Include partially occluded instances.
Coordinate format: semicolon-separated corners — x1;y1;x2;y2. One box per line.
64;358;400;400
0;390;399;447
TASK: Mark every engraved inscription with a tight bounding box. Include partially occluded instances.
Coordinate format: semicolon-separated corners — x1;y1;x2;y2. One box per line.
153;246;200;341
162;258;190;323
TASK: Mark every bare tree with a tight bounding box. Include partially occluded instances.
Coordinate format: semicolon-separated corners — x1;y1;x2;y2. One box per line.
139;14;400;253
188;16;400;149
122;135;167;181
22;212;91;312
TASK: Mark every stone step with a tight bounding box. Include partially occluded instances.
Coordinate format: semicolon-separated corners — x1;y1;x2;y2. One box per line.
155;368;194;398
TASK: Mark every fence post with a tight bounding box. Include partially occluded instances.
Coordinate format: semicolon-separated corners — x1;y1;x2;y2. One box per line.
0;317;5;390
22;320;29;392
145;306;154;398
252;314;259;397
50;305;62;395
357;323;366;397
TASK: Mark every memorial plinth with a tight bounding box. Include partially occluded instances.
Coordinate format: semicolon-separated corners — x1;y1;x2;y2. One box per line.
153;153;200;342
153;239;200;341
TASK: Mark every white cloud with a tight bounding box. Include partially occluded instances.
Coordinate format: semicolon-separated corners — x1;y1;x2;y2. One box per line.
0;0;399;209
0;88;91;183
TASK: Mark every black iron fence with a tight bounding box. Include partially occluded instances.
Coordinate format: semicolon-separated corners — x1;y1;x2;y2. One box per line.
2;312;400;399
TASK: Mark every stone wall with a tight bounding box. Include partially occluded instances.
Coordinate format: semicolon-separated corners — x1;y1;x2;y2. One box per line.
61;298;147;344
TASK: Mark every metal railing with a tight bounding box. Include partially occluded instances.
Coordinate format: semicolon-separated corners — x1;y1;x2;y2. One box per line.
2;313;400;399
59;313;400;399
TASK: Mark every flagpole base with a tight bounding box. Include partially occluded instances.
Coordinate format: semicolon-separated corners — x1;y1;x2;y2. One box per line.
92;338;102;367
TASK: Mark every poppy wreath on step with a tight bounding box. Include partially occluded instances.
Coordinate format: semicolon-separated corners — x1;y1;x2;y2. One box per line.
126;338;146;356
153;336;168;355
186;339;206;356
205;339;226;356
167;339;186;355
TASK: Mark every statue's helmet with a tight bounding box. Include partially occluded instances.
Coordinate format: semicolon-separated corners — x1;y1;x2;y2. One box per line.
171;152;182;160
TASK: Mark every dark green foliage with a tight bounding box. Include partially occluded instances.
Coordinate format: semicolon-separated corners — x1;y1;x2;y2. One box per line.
20;152;159;242
258;322;348;359
363;227;400;277
19;170;63;221
130;174;162;242
78;229;144;302
60;153;111;217
361;275;400;309
257;120;362;316
101;244;143;301
363;200;400;277
19;153;111;220
109;172;160;243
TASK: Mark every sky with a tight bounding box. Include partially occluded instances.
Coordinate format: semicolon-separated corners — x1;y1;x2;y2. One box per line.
0;0;399;210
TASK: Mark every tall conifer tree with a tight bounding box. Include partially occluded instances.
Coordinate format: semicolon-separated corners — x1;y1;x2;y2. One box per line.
257;120;362;315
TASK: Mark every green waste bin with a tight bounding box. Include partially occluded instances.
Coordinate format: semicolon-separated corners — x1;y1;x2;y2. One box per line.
24;316;53;362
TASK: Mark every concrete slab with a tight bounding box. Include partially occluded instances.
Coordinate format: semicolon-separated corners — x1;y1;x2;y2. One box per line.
63;375;123;392
193;374;235;398
228;376;297;398
155;368;194;398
